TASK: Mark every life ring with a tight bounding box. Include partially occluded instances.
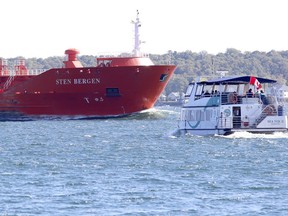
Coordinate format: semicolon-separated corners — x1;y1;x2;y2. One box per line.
228;93;238;104
264;105;276;115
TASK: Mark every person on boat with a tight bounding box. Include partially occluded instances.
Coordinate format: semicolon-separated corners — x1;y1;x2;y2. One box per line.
212;90;219;95
246;88;253;98
203;90;210;97
260;90;268;105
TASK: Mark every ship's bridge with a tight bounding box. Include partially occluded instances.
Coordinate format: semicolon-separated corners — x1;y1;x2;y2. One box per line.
96;56;154;67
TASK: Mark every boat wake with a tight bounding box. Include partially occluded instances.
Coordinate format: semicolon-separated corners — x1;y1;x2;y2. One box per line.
126;107;179;120
0;106;180;122
169;129;288;139
168;129;182;138
222;131;288;139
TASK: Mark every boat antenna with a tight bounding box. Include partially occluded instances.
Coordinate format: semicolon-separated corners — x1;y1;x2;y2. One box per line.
131;10;143;57
216;70;228;78
211;57;215;74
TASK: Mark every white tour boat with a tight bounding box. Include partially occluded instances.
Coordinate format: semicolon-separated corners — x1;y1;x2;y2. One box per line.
177;75;288;136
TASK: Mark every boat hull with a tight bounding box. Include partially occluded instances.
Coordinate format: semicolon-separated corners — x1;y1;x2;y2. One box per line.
0;65;175;119
178;100;288;136
177;128;233;136
178;127;288;136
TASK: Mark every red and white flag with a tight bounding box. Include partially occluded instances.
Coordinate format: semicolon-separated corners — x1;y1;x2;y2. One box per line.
250;76;262;90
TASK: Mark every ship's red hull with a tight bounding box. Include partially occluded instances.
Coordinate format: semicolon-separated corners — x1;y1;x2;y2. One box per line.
0;65;175;118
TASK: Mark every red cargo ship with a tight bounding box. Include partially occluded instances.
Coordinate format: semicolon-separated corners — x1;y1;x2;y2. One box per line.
0;12;176;120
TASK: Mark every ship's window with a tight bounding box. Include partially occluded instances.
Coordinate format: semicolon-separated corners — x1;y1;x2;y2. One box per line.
195;84;204;96
104;60;112;67
97;60;112;67
226;84;238;93
203;85;213;95
237;84;245;96
212;84;218;92
160;74;169;82
97;60;105;67
185;84;194;97
106;88;121;97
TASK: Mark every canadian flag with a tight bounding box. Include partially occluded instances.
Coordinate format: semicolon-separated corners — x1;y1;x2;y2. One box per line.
250;76;262;90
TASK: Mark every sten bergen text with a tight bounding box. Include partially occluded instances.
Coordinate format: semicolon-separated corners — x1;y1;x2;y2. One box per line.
56;78;101;85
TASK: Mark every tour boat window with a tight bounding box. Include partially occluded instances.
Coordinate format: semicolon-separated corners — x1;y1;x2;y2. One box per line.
185;84;194;97
212;85;220;95
225;84;238;93
195;84;204;96
237;84;245;95
203;85;213;95
215;85;220;91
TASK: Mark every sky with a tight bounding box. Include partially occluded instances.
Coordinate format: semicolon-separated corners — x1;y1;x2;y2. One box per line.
1;0;288;58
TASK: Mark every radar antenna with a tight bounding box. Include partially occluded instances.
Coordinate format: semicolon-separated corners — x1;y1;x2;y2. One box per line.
131;10;144;57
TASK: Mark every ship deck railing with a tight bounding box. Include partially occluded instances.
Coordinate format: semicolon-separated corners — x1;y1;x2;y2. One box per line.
27;69;48;75
217;116;255;129
199;91;277;106
217;115;257;129
2;69;48;76
97;52;150;58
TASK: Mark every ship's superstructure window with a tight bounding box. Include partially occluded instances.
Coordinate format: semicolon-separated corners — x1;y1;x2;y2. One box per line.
181;109;213;121
159;74;169;82
185;84;194;97
195;84;204;97
97;60;112;67
225;84;238;93
106;88;120;97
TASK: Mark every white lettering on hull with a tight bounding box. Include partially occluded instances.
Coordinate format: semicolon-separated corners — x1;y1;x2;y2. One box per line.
56;78;100;85
73;78;101;85
83;97;104;103
56;79;72;85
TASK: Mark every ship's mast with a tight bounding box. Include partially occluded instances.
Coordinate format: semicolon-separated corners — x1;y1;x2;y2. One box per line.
132;10;142;57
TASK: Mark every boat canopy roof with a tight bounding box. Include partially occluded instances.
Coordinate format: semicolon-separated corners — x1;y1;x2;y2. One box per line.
197;76;276;85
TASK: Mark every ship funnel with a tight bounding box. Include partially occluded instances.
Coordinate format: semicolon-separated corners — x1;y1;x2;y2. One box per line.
65;48;79;61
64;48;83;68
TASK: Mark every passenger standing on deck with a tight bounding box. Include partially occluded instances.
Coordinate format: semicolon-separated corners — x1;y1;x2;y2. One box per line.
203;90;210;97
260;90;268;105
246;88;253;98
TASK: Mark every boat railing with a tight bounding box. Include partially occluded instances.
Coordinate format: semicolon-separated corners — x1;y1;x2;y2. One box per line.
217;116;233;129
3;70;16;90
3;69;48;76
198;92;279;107
199;92;243;105
97;52;150;58
27;69;48;75
217;104;279;129
217;115;259;129
219;92;274;106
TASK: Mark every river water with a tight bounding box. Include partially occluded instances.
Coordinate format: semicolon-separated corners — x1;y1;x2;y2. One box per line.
1;106;288;215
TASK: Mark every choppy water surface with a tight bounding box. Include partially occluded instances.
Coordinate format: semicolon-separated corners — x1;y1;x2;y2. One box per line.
1;106;288;215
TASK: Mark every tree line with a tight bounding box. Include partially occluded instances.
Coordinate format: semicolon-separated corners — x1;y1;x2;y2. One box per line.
151;48;288;95
5;48;288;95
